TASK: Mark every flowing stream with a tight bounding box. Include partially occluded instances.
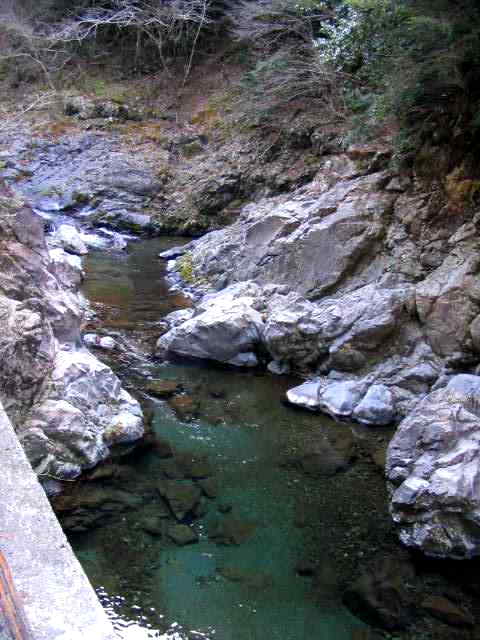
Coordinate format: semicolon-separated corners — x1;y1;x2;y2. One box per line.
65;237;392;640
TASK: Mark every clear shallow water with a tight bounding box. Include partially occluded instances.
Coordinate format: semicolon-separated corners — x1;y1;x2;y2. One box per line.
71;238;389;640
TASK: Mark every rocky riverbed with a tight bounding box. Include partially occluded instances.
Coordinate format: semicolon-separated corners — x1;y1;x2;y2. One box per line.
58;237;480;639
156;144;480;562
2;100;480;637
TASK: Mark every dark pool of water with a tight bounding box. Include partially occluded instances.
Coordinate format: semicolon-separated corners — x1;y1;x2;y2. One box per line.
71;238;391;640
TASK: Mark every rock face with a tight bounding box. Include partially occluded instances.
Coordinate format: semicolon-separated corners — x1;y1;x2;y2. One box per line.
156;143;480;558
0;194;143;480
181;170;393;298
387;375;480;558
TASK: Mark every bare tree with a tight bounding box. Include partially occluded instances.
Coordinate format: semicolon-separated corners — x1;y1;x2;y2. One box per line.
51;0;212;84
0;1;70;89
229;0;331;50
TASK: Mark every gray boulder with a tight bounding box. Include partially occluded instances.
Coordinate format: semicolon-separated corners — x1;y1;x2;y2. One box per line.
287;378;397;426
353;384;395;426
156;283;264;367
0;199;143;480
286;380;322;410
50;224;88;256
20;348;143;478
319;380;366;419
263;282;412;372
387;374;480;558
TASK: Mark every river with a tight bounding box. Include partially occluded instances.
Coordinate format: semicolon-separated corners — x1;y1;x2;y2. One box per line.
59;236;394;640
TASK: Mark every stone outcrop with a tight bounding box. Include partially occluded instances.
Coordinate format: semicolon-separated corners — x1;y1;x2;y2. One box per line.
178;168;393;298
387;374;480;559
0;193;143;480
157;144;480;557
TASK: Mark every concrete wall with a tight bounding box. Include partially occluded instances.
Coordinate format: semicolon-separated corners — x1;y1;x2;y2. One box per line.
0;403;116;640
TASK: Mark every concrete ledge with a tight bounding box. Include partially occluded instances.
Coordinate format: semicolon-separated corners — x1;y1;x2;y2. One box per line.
0;404;116;640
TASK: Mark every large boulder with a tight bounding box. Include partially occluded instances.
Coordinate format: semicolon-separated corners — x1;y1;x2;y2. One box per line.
263;281;413;372
156;282;265;367
386;374;480;558
183;170;394;298
287;378;396;426
353;384;395;426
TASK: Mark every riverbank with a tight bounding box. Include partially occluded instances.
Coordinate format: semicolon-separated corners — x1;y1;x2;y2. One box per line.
59;235;478;640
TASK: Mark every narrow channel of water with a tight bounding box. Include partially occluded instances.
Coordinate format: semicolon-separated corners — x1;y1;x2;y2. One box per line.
70;238;391;640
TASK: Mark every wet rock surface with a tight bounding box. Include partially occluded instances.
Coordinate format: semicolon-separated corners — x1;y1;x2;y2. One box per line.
343;552;416;630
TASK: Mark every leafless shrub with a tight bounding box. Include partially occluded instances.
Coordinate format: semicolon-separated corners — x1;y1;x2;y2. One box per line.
0;2;70;89
51;0;212;85
230;2;351;124
229;0;331;50
237;45;351;124
0;91;57;132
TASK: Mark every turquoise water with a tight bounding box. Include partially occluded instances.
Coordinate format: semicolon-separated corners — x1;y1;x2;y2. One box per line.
70;238;389;640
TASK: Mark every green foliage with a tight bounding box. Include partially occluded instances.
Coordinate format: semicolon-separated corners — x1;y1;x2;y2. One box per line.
177;252;195;283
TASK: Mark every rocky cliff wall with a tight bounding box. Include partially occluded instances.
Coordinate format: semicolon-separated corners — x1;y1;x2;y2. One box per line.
156;144;480;558
0;190;143;482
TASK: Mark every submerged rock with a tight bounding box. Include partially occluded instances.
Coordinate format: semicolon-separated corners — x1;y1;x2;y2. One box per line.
167;394;200;421
217;566;273;589
168;524;198;545
387;374;480;558
343;553;416;630
421;595;474;627
208;516;256;545
144;379;182;399
158;480;202;521
197;477;218;499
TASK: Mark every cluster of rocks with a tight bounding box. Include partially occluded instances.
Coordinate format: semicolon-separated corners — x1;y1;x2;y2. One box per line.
0;193;144;481
0;101;334;237
54;427;255;554
156;145;480;560
344;551;475;631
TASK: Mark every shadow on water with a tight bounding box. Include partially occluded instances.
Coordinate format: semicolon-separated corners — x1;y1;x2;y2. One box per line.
68;238;391;640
